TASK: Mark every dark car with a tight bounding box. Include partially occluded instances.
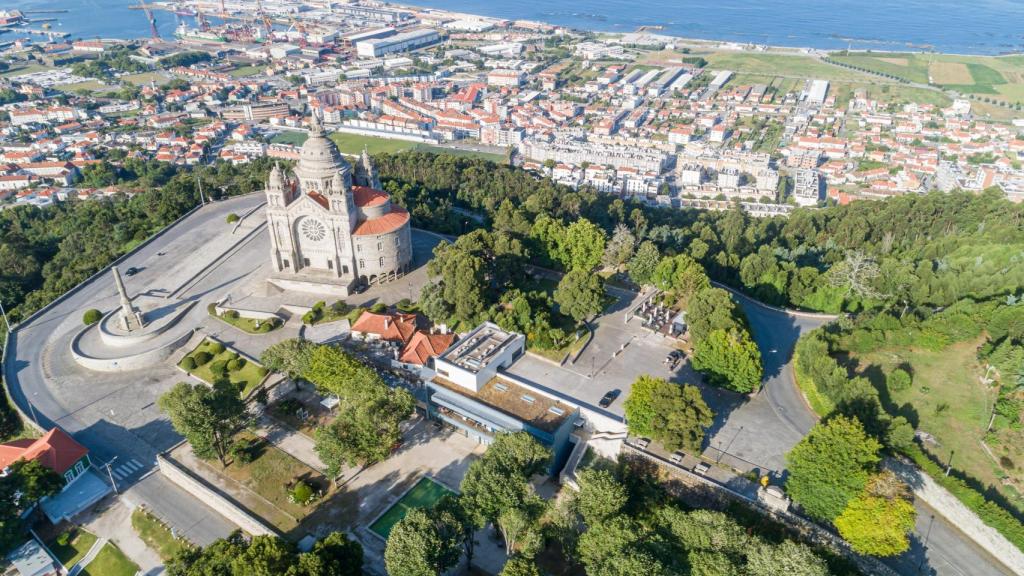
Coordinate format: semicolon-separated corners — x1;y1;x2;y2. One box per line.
665;350;683;363
124;267;139;276
598;390;619;408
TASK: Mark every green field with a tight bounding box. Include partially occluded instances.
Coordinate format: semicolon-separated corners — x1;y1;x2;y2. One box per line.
848;339;1024;510
47;528;97;568
830;51;1024;106
704;52;876;83
80;543;139;576
132;508;191;561
0;63;50;78
271;131;506;163
369;477;454;539
122;71;170;86
229;65;267;78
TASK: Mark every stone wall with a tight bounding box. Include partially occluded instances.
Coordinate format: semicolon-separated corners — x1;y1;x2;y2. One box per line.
70;328;195;373
157;453;276;537
887;458;1024;575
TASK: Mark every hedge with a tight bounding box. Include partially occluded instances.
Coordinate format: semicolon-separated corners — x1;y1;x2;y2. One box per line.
905;444;1024;550
82;309;102;325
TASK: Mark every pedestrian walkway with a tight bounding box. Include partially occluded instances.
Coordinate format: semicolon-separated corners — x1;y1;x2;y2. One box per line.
109;458;146;482
251;415;326;472
68;537;107;576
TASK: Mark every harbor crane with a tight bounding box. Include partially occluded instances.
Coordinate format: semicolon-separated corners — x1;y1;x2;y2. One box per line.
137;1;160;40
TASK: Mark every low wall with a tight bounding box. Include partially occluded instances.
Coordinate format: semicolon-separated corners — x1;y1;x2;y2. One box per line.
887;458;1024;575
213;304;282;322
157;453;276;537
70;327;195;373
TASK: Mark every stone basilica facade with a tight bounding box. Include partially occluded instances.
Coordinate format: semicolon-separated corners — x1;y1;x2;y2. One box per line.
265;114;412;296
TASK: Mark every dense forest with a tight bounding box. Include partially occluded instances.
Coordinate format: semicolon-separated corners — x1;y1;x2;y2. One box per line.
376;151;1024;314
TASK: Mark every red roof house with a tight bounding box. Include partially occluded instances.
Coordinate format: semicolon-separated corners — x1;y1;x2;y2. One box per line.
0;428;90;479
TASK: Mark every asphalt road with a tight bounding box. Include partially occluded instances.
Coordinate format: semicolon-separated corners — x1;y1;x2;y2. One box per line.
720;286;1012;576
4;194;265;546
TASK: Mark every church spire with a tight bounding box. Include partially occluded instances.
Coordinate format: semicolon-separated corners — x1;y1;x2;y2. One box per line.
355;146;381;189
309;108;324;136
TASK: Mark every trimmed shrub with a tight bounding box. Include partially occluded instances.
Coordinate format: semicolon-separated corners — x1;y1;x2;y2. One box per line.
225;310;240;320
227;358;246;371
290;480;315;505
82;309;102;325
209;342;225;354
180;356;196;371
370;302;388;314
210;360;228;377
56;532;71;547
230;440;254;464
887;369;912;392
193;351;212;365
226;213;240;223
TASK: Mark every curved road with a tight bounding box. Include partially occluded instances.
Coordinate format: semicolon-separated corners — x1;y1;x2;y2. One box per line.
4;194;265;546
719;285;1012;576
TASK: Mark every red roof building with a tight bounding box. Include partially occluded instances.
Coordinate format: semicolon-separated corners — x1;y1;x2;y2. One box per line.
351;311;419;343
400;331;456;366
0;428;90;480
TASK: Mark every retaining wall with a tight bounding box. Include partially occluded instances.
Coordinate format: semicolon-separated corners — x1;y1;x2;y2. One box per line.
157;453;276;537
70;327;195;373
887;458;1024;575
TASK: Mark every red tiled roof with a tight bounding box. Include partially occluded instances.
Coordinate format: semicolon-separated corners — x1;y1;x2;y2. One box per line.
307;191;329;209
352;186;389;207
400;331;456;366
0;428;88;475
351;312;418;344
353;206;410;236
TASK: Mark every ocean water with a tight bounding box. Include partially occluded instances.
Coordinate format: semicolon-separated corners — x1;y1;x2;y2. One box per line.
7;0;1024;55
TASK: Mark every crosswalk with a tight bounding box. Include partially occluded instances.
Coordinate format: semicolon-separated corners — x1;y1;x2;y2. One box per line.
109;458;145;481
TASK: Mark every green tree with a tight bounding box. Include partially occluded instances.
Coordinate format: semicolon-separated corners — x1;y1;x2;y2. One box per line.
292;532;363;575
384;508;461;576
834;472;916;557
574;468;627;524
785;416;881;521
0;459;63;554
652;254;710;303
554;268;605;322
691;328;763;393
560;219;606;272
500;555;541;576
259;338;314;379
230;536;294;576
627;241;660;286
744;540;830;576
602;223;636;269
314;388;413;475
158;380;246;466
886;368;912;392
686;287;743;343
624;376;714;451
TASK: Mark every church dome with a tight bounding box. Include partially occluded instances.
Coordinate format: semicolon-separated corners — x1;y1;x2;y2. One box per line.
295;113;350;183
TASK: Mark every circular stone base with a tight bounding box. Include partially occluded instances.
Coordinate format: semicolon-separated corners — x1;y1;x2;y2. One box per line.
98;296;195;348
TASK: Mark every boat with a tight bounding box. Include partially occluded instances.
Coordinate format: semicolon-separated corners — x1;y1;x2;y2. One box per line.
174;22;226;42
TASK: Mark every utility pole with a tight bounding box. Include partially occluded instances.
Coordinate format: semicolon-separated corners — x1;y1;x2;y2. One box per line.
196;174;206;206
717;426;744;464
104;456;119;495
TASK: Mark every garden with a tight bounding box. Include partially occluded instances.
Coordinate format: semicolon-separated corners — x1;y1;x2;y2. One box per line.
186;432;330;534
79;543;139;576
207;303;282;334
178;338;269;397
46;527;97;568
131;507;191;562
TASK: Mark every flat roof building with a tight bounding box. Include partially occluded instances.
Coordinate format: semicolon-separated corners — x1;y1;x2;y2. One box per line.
356;28;440;59
427;323;580;474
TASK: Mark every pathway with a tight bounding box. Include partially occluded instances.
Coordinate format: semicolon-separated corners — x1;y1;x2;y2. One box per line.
251;414;326;473
68;537;107;576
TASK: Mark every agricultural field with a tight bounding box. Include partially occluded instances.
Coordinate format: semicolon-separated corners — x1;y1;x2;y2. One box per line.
846;339;1024;511
121;71;171;86
830;51;1024;105
270;131;506;162
703;52;876;83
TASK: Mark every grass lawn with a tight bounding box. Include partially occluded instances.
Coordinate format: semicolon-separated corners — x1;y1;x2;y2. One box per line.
179;338;268;397
847;338;1024;509
80;543;139;576
704;52;875;83
0;63;51;78
229;64;267;77
131;508;190;561
121;71;169;86
369;477;454;539
200;431;327;532
47;528;98;568
57;80;107;93
207;303;281;334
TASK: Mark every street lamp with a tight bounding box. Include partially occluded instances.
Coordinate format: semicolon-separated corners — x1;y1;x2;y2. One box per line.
103;456;119;495
917;514;935;575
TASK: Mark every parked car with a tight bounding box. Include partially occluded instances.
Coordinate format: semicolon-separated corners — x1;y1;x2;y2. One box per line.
665;350;683;364
124;266;139;276
636;437;651;449
598;390;619;408
694;462;711;476
670;451;684;463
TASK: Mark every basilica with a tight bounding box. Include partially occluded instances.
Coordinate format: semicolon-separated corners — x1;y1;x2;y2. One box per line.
264;114;412;296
